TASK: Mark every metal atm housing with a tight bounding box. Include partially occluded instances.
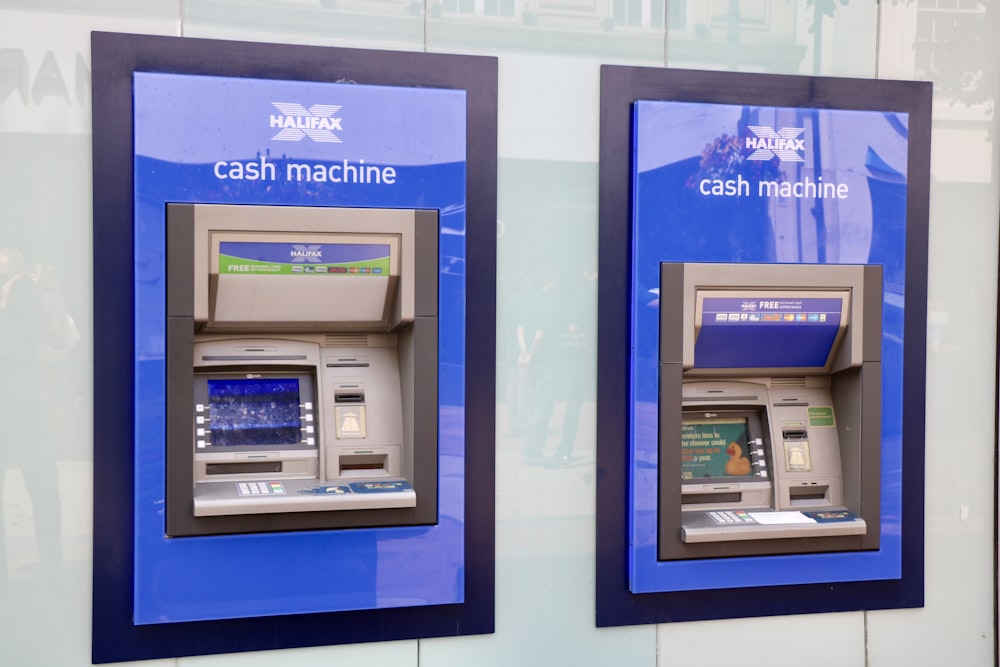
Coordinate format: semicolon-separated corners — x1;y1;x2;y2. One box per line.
165;204;439;537
658;263;882;560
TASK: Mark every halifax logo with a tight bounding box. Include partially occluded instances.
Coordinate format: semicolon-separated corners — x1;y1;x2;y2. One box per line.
290;245;323;263
745;125;805;162
270;103;343;143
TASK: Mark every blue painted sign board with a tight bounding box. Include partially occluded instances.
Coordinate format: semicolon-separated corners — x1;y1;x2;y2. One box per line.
132;72;466;623
629;100;909;593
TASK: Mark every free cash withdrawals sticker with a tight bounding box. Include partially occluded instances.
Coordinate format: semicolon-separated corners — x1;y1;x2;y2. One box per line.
218;241;390;275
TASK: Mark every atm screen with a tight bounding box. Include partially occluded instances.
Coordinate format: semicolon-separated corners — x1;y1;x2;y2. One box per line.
681;414;760;481
207;378;303;447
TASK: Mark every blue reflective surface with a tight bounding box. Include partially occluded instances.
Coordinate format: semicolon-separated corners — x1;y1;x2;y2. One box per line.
132;73;466;622
629;100;907;592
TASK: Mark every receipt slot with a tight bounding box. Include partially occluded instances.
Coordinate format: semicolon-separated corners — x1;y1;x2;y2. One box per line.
658;263;882;560
165;203;438;537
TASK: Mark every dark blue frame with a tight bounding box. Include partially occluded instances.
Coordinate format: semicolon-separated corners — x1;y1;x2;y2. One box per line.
596;65;930;625
91;32;497;662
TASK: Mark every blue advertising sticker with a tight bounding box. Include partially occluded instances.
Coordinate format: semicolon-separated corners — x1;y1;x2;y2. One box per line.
701;296;844;317
630;100;907;592
696;296;844;368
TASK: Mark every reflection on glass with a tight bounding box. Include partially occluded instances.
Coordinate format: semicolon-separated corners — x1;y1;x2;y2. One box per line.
666;0;878;76
184;0;425;49
496;160;597;537
182;0;424;50
913;1;994;108
0;245;81;586
428;0;666;60
1;8;176;663
512;265;594;468
667;1;805;73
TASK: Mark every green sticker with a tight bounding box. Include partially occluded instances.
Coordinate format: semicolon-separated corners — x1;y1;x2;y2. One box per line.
808;406;835;427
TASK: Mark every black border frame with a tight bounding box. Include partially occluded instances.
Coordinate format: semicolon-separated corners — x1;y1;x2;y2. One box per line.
596;65;930;626
91;31;497;663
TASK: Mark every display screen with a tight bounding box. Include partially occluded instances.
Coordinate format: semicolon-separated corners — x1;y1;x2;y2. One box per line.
681;416;756;480
207;378;302;447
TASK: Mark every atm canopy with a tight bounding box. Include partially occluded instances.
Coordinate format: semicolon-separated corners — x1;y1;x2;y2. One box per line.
180;204;424;333
662;262;883;377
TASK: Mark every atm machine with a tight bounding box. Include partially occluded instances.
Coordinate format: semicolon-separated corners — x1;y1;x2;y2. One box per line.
658;262;882;560
164;204;439;537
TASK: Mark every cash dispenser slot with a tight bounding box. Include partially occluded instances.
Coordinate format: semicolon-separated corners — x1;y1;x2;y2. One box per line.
658;262;882;559
682;490;743;505
207;462;284;475
788;484;830;504
165;203;439;537
339;451;390;478
328;360;370;368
